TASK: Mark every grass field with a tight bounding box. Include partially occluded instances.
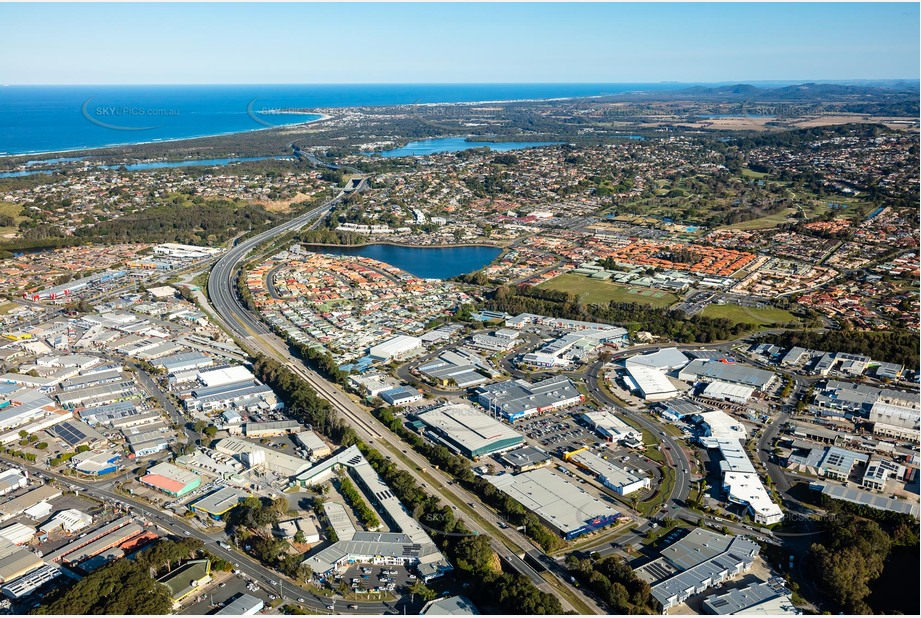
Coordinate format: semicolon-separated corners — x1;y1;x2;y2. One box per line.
0;202;26;238
538;274;678;308
701;303;798;327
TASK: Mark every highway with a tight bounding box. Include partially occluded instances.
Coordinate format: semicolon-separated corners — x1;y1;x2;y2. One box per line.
204;192;600;613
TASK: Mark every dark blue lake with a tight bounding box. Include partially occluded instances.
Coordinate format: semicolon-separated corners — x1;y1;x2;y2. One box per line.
304;244;502;280
374;137;562;158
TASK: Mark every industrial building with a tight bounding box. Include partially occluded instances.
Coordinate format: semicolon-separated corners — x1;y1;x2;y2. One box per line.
348;373;403;397
214;437;312;477
522;328;626;368
679;360;776;391
701;381;755;405
476;375;584;422
698;412;783;525
813;482;919;518
189;486;250;519
651;530;761;612
368;335;423;362
417;348;497;388
869;400;920;441
486;468;620;540
379;386;423;407
624;365;680;401
0;485;62;522
0;523;35;546
140;462;201;497
785;445;869;481
158;559;212;607
0;469;28;496
564;448;650;495
216;593;264;615
420;595;480;615
70;450;121;476
294;430;332;460
40;509;93;534
499;445;552;472
299;446;451;581
702;579;799;616
0;538;44;584
415;403;524;459
625;347;690;372
1;564;62;600
243;420;302;437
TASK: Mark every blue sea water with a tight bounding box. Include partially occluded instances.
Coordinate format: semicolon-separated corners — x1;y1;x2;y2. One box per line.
303;244;502;280
375;137;562;158
0;84;683;156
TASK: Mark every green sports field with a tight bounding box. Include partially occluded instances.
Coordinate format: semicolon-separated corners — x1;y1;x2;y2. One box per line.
701;303;798;327
538;274;678;308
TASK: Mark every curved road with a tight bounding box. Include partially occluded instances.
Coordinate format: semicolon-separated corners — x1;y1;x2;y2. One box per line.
205;194;601;613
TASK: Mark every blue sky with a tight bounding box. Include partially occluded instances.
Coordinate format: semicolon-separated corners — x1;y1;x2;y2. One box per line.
1;2;918;84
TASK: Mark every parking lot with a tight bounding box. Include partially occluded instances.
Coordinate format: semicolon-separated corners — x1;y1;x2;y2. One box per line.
180;570;274;615
335;562;416;598
517;405;603;455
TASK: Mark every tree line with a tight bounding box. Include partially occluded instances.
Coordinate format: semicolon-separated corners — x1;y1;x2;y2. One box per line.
566;554;658;614
486;285;756;343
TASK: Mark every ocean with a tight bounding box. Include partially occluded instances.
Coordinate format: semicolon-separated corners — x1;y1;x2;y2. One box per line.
0;84;682;156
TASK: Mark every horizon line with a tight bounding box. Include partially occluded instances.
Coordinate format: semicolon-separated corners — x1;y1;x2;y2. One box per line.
3;79;920;88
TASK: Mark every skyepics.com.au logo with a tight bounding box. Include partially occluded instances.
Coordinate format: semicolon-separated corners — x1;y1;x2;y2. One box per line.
739;99;823;119
81;98;179;131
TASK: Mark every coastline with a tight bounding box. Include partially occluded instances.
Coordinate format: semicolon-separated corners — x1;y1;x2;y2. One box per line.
0;113;333;161
0;86;637;160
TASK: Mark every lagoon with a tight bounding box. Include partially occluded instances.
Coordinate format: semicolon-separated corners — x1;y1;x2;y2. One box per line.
303;243;502;280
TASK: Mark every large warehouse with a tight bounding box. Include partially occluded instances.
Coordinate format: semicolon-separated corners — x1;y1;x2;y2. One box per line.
476;375;584;422
190;486;250;519
578;410;642;446
140;462;201;498
415;403;524;459
368;335;423;362
564;448;650;496
679;360;776;391
487;468;621;539
624;365;680;401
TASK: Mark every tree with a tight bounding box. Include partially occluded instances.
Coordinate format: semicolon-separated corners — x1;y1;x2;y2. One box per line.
203;424;218;438
33;559;172;615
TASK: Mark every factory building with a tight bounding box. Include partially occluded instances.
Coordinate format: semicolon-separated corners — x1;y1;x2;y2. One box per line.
189;486;250;520
216;593;264;615
624;365;680;401
564;448;650;495
487;468;620;540
368;335;423;362
701;381;755;405
578;410;642;446
243;420;302;437
415;403;524;459
697;411;783;526
140;462;201;498
679;360;776;391
651;529;761;612
476;375;584;422
294;430;332;460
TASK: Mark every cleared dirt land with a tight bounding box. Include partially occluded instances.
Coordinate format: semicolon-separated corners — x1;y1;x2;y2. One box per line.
538;273;679;308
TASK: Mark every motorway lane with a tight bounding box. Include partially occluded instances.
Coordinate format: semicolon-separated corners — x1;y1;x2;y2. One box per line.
0;454;394;615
